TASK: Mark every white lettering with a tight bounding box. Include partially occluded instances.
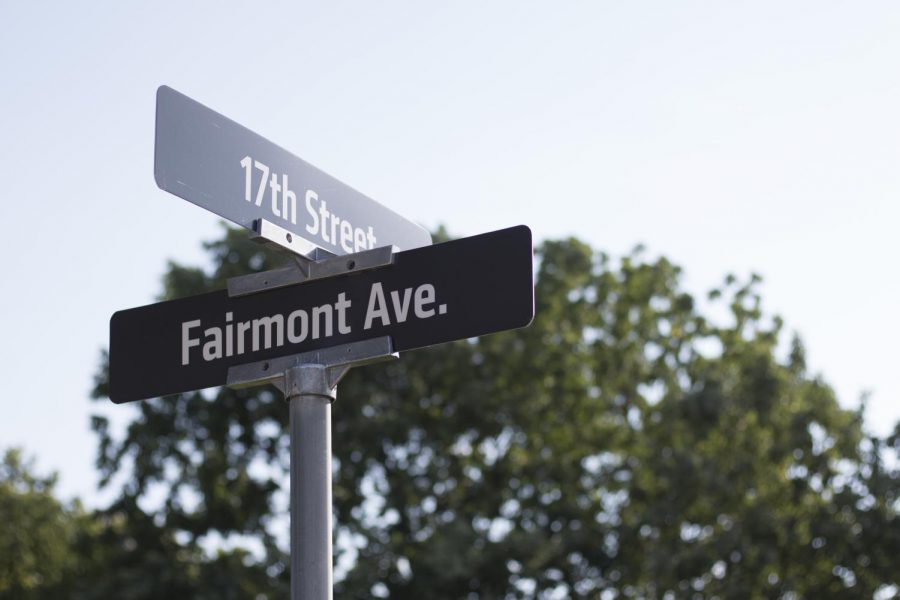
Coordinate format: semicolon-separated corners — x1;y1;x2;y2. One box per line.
298;181;379;252
237;320;251;354
354;227;367;251
239;156;300;227
364;282;390;329
181;291;357;367
287;309;309;343
311;304;332;339
269;172;282;217
318;200;331;243
225;312;234;357
181;320;201;365
390;288;413;323
330;213;340;246
283;174;296;225
305;190;319;235
240;157;252;202
202;327;223;361
340;220;353;253
415;284;436;318
335;292;351;334
253;160;269;206
253;315;284;351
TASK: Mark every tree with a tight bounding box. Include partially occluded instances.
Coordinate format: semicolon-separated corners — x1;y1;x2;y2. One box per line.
91;226;900;598
0;446;275;600
0;448;75;599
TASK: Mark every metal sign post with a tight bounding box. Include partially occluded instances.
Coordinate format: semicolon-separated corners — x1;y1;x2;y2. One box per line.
232;345;396;600
287;364;334;600
231;342;396;599
226;228;400;600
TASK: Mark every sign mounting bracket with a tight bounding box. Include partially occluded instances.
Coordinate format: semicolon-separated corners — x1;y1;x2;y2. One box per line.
249;218;333;263
225;335;398;393
228;219;398;298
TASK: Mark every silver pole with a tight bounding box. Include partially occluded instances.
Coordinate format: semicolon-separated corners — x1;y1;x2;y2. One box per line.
286;364;335;600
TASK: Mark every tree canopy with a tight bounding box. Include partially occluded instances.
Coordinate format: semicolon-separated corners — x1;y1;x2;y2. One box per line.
0;448;74;599
48;226;900;597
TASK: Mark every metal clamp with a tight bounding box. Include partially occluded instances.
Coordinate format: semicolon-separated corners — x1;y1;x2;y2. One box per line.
250;218;333;262
227;219;398;298
226;336;398;396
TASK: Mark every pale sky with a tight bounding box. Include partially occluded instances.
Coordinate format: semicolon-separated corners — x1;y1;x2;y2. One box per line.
1;1;898;505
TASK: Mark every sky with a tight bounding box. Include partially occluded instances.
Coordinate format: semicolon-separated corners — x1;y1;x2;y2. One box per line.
1;1;898;505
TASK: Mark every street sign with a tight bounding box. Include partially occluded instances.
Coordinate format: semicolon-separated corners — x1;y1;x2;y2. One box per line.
154;85;432;256
109;225;534;403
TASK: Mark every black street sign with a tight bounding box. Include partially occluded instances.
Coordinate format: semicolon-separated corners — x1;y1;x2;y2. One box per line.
109;226;534;403
154;86;432;256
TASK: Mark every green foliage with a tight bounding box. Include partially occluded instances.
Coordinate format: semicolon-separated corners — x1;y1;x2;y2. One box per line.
0;449;73;599
0;445;277;599
84;225;899;598
61;501;276;600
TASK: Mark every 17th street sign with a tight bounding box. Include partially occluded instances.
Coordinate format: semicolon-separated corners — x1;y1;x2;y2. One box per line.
154;86;432;256
109;226;534;403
